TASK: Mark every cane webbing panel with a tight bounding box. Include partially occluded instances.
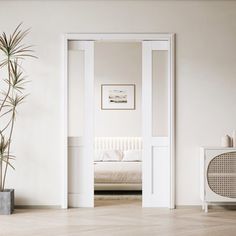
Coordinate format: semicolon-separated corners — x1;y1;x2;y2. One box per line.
207;152;236;198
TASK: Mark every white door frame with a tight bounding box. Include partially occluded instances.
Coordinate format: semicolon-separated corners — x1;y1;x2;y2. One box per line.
62;33;175;209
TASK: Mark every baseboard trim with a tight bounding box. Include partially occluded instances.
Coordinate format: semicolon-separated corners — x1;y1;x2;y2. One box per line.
176;205;201;209
15;203;236;210
95;195;142;201
15;205;61;209
176;203;236;210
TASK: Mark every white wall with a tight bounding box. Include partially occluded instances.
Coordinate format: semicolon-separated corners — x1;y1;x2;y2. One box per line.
1;0;236;206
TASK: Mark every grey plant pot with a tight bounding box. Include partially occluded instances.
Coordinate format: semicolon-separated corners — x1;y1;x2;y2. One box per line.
0;189;14;215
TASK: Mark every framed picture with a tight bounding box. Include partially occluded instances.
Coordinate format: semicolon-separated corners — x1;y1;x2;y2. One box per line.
101;84;135;110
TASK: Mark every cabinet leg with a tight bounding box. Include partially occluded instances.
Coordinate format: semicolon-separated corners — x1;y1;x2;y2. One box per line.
204;203;208;213
202;203;205;211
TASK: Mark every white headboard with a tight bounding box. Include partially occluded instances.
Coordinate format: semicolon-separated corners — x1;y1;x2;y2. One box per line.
95;137;142;151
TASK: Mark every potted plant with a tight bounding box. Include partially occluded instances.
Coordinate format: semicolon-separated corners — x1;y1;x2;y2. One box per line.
0;24;35;214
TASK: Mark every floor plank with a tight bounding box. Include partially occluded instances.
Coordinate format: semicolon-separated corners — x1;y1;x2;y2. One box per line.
0;200;236;236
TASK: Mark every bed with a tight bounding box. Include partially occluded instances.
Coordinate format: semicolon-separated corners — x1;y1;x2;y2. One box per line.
94;161;142;190
94;137;142;191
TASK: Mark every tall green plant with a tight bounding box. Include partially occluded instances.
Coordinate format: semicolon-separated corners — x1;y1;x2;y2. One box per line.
0;24;35;191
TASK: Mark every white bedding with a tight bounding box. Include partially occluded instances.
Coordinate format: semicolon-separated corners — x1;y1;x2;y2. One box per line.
94;161;142;184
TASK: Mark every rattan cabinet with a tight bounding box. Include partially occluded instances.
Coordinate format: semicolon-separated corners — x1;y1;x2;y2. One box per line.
200;147;236;212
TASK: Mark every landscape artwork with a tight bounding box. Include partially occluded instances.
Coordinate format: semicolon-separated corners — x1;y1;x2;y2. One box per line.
101;84;135;110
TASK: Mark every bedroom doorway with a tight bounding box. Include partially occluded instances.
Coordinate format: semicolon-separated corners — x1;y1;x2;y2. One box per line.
64;34;175;209
94;42;142;206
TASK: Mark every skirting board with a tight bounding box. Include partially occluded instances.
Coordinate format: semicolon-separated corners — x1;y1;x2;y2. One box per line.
15;204;236;210
15;205;61;209
176;203;236;210
176;205;202;209
95;195;142;201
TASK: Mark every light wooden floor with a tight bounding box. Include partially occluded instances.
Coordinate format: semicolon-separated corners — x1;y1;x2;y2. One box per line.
0;200;236;236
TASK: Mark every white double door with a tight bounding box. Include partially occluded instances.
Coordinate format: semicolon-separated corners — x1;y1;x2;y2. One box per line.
72;40;171;208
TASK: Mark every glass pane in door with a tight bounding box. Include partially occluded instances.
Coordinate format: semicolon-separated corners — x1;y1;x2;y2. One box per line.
152;50;168;137
68;41;85;207
68;41;85;137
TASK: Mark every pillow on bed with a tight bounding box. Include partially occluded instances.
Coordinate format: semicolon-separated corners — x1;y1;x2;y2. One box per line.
122;150;142;162
95;150;123;161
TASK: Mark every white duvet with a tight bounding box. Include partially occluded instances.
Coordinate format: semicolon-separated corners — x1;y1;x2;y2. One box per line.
94;161;142;184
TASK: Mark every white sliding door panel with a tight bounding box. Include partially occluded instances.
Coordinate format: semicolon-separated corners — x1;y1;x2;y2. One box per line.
83;41;94;208
142;41;171;208
68;41;94;208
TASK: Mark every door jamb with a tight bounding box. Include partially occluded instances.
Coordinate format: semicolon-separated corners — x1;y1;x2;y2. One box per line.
62;33;175;209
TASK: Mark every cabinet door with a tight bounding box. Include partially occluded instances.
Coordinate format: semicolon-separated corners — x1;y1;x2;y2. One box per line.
205;149;236;202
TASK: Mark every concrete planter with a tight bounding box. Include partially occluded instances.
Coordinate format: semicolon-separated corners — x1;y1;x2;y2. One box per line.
0;189;14;215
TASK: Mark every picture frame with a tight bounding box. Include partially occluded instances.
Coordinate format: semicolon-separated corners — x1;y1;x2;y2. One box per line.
101;84;135;110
